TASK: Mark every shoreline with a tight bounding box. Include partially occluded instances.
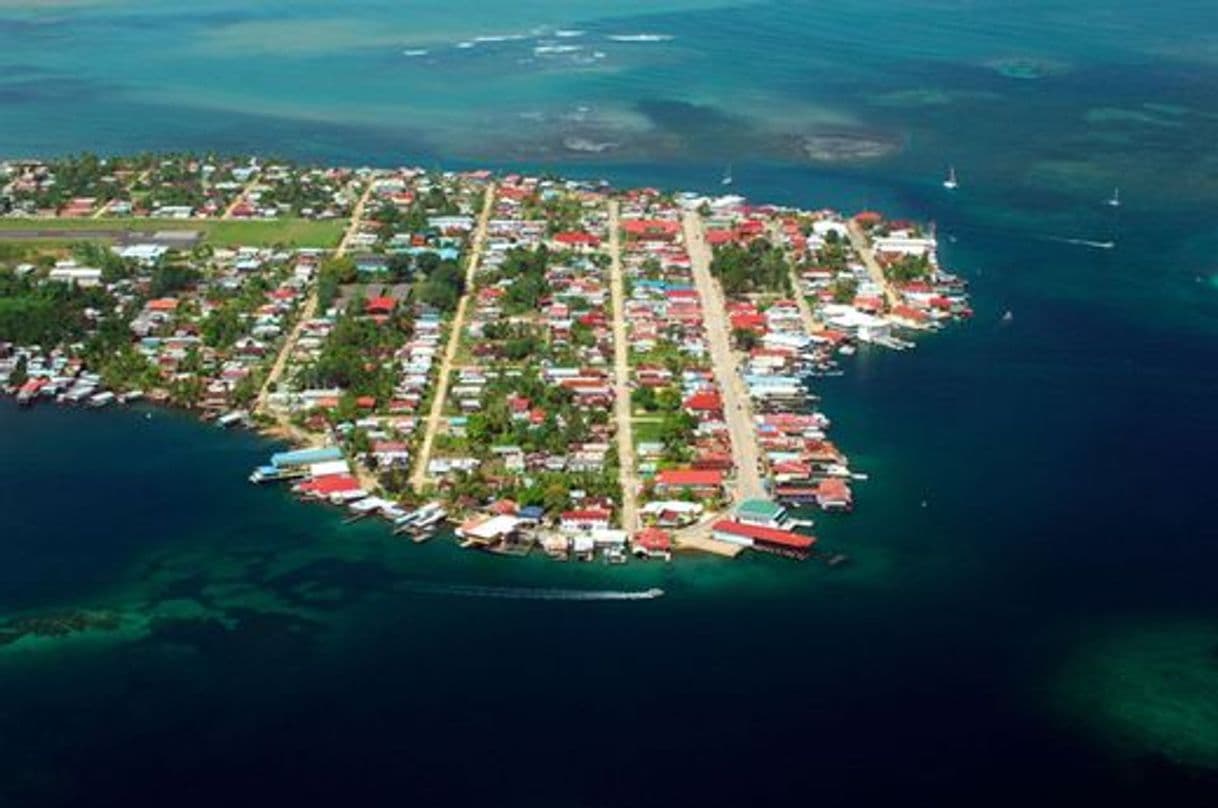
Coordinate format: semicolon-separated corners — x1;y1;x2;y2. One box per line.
1;154;970;567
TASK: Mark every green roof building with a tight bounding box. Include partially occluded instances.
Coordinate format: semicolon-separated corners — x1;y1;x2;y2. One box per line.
735;498;787;527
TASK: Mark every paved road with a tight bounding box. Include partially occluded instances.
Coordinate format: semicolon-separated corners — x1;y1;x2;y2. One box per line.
222;173;264;220
93;167;152;219
608;200;639;533
682;210;766;503
768;219;823;333
409;182;496;492
847;219;901;308
253;180;374;417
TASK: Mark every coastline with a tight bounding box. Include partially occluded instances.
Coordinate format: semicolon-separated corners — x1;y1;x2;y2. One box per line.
2;155;969;567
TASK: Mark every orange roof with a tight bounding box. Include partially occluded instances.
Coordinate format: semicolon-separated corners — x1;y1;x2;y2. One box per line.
656;469;724;487
365;296;397;313
712;519;814;549
634;528;672;551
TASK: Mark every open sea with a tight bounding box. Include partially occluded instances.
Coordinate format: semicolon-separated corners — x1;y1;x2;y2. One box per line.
2;1;1218;805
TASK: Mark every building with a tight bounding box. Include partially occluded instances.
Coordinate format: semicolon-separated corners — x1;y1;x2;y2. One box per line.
560;509;612;532
654;468;724;497
734;498;788;528
710;519;815;558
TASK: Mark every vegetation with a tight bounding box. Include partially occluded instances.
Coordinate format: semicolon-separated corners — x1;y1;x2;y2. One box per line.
885;253;932;283
0;269;109;347
482;246;551;314
709;240;792;295
0;218;346;248
296;302;413;402
415;259;465;312
732;327;761;350
317;256;357;310
829;276;858;303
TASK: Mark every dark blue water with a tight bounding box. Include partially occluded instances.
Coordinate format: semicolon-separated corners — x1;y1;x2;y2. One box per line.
3;1;1218;805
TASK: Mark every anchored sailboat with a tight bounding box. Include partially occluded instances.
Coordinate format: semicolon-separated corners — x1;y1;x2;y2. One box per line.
1106;187;1121;207
721;164;733;186
943;165;958;190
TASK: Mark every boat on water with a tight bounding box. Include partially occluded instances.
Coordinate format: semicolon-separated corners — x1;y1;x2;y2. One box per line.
943;165;958;190
721;164;733;186
1106;187;1121;207
1002;310;1014;323
87;391;116;408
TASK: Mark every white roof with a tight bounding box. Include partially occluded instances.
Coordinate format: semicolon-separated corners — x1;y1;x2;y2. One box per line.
641;500;703;515
309;460;350;477
467;515;522;540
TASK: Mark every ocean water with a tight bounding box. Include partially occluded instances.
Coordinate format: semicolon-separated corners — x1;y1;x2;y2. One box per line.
2;1;1218;805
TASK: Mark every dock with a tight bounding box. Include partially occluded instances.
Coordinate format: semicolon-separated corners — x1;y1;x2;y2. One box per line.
674;534;745;558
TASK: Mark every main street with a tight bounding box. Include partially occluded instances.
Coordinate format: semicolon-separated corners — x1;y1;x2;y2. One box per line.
608;201;639;533
682;210;766;503
409;182;496;492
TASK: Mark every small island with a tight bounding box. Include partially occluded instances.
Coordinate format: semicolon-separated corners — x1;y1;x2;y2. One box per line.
0;154;970;564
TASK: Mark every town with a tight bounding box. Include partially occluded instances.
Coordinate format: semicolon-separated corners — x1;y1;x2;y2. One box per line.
0;154;971;565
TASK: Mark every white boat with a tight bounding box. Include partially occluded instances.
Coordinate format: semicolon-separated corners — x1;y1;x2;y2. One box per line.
721;164;733;186
87;391;115;408
943;165;958;190
1002;310;1014;323
1106;187;1120;207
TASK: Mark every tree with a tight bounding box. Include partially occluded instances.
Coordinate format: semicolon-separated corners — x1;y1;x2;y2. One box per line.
830;277;858;304
231;374;258;407
202;303;243;349
9;355;28;388
149;263;201;298
386;253;413;282
542;481;569;515
732;327;760;351
631;386;658;412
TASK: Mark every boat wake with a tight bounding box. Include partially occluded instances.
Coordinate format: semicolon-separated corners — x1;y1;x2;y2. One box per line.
607;33;674;43
1045;235;1115;250
400;582;665;601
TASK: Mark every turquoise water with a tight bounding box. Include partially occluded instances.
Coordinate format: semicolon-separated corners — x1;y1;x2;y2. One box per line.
3;1;1218;805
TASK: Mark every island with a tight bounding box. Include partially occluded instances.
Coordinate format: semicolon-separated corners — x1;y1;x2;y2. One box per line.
0;154;971;564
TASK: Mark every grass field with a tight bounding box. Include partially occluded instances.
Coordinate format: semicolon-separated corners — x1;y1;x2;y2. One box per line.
0;217;346;248
632;417;664;446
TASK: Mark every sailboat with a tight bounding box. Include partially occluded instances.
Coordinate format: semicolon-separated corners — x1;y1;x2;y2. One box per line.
721;164;733;186
943;166;958;190
1106;187;1121;207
